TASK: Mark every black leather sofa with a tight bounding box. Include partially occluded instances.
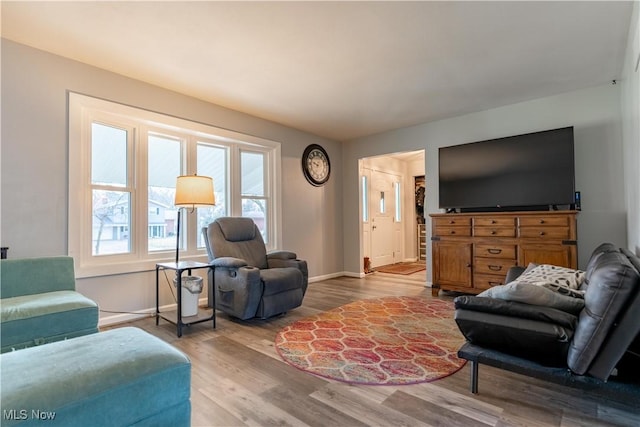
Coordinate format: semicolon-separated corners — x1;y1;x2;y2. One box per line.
454;243;640;401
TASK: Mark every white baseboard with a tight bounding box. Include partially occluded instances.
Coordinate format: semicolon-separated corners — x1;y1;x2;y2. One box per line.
98;297;209;327
309;271;356;282
99;274;431;327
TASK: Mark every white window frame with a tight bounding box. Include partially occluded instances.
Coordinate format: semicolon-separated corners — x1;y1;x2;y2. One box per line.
69;93;282;278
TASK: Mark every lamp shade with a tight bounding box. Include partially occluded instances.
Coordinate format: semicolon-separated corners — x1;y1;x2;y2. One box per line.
174;175;215;207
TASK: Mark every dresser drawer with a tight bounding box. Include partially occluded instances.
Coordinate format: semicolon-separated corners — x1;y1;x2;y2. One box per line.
473;227;516;237
473;273;507;290
474;217;516;227
474;257;517;275
433;217;471;227
434;226;471;237
519;227;571;240
475;244;517;259
519;216;569;227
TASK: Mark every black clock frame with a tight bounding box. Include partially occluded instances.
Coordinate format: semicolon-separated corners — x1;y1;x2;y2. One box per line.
302;144;331;186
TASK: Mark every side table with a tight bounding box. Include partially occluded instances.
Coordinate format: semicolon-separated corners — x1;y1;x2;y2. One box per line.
156;261;215;337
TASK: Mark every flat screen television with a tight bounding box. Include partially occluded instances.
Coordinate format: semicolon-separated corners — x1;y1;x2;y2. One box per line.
438;127;575;212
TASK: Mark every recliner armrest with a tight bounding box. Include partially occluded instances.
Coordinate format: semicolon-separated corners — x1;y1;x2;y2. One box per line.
267;251;297;260
211;257;248;269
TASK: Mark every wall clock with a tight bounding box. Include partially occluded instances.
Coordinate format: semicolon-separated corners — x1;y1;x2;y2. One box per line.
302;144;331;186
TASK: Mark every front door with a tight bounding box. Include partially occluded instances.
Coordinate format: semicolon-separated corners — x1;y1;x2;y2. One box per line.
369;170;400;268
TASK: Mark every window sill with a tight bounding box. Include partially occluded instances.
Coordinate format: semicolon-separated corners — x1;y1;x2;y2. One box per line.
74;254;210;279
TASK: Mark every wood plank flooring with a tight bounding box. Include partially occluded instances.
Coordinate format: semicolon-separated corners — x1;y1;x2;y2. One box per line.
109;272;640;426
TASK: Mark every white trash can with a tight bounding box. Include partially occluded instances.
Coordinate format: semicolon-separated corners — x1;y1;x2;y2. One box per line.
173;276;203;317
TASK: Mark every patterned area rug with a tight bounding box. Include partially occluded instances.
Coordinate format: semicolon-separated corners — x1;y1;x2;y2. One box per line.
275;296;466;385
375;262;426;275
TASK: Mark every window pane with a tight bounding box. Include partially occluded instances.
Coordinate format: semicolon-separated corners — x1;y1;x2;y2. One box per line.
197;144;228;247
242;198;267;243
148;134;181;252
92;190;130;255
241;151;264;196
92;123;127;186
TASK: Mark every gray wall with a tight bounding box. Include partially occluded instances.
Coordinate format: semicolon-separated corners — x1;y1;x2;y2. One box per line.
343;83;632;278
1;40;344;322
621;2;640;255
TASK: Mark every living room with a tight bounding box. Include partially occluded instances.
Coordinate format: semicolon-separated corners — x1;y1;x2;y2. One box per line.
2;1;640;426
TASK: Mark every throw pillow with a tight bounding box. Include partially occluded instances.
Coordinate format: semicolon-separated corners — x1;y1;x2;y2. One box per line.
478;281;585;314
516;264;586;290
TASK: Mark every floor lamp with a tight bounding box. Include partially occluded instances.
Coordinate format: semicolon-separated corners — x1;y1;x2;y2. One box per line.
174;175;215;265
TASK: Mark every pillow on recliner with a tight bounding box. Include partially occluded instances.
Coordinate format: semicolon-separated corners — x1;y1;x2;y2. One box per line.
478;282;585;314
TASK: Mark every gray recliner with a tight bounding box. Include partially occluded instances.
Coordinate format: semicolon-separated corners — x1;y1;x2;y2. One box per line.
202;217;308;320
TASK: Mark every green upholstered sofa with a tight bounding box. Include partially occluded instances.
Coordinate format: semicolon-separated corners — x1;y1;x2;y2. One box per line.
0;256;99;353
1;327;192;426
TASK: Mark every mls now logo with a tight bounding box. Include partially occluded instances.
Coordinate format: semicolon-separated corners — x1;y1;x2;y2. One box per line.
3;410;28;420
3;409;56;421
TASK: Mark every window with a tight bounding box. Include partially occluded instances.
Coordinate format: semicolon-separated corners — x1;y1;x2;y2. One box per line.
361;175;369;222
394;181;402;222
69;93;281;277
90;122;133;256
241;150;269;242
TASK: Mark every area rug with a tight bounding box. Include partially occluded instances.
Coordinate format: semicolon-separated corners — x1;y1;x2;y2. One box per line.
275;296;466;385
375;262;426;275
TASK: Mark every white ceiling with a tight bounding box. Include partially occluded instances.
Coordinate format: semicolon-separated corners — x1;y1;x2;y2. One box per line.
1;1;633;141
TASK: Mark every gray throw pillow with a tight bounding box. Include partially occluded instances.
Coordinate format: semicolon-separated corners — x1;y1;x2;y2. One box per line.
478;281;585;314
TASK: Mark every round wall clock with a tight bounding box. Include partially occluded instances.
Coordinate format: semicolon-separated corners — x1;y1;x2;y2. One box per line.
302;144;331;186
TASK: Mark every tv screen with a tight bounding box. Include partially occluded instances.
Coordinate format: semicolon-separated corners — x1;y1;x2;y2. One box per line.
438;127;575;211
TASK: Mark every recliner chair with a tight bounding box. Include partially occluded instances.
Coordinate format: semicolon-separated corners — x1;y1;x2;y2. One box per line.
202;217;308;320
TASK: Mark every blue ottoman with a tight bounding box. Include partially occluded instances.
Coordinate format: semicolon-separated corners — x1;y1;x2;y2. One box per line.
1;327;191;426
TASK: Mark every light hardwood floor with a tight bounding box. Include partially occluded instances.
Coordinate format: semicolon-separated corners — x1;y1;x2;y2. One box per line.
110;271;640;427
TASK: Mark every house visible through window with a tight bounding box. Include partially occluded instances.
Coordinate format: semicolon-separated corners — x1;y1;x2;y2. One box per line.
69;93;282;277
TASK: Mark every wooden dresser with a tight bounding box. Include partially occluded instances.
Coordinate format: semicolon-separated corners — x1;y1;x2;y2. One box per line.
430;211;578;297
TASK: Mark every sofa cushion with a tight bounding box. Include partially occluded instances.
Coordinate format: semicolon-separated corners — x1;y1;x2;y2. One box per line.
568;250;640;374
455;295;577;329
478;281;585;314
1;291;99;353
0;256;76;298
455;308;573;366
0;327;191;427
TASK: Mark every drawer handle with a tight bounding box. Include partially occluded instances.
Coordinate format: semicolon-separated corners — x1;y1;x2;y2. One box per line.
488;265;502;271
487;248;502;254
491;220;496;224
450;230;456;234
489;281;503;287
539;220;545;224
449;220;455;224
539;231;546;236
490;230;497;235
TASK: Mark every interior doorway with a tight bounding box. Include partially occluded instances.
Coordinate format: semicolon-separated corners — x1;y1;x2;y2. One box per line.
360;150;426;277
